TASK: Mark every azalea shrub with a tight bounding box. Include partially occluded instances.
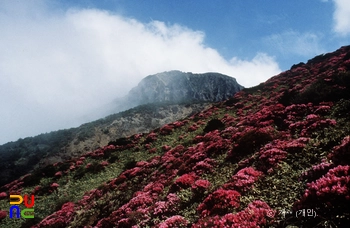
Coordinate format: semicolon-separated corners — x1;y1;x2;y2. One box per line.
294;165;350;225
170;173;197;192
294;72;350;104
223;167;263;192
197;189;241;217
32;202;75;228
259;148;288;170
192;179;211;195
300;162;335;182
227;128;273;162
145;132;158;143
328;135;350;165
0;192;6;199
193;200;275;227
220;200;275;227
158;215;188;228
0;211;6;222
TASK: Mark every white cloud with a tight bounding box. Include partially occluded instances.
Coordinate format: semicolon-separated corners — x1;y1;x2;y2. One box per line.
228;53;280;87
0;0;281;144
264;30;324;57
332;0;350;36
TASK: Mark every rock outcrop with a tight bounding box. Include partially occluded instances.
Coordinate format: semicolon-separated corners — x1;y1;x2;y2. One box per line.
114;70;243;111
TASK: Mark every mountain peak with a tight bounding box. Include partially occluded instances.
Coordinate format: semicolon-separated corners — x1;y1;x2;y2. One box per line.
126;71;243;106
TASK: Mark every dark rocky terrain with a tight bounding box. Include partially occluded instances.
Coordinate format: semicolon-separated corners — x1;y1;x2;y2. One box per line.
113;71;244;111
1;46;350;227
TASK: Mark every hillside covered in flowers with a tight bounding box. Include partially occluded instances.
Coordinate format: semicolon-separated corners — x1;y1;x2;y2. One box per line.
1;46;350;227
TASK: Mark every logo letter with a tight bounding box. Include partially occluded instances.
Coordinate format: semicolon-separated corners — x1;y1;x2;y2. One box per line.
24;195;35;208
10;195;23;205
21;208;34;219
9;205;20;218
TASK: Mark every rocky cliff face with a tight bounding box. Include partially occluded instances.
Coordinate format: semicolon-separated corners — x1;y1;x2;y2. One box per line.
114;71;243;111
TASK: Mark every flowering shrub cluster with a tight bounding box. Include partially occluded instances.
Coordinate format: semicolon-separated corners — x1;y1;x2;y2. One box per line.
328;135;350;165
0;211;7;222
300;162;335;182
193;200;275;227
0;192;6;199
223;167;263;192
289;115;337;137
226;126;274;162
300;118;336;137
294;165;350;211
192;179;211;194
187;124;199;132
259;148;288;169
282;137;310;153
54;171;62;178
161;145;185;169
95;185;180;227
162;145;171;152
33;202;75;228
158;215;188;228
173;173;197;189
192;158;216;175
32;185;41;195
173;121;185;128
223;200;275;227
96;191;155;227
153;193;180;217
160;124;174;135
201;130;230;156
285;104;309;116
314;105;331;114
178;138;219;175
197;189;241;217
145;132;158;143
50;182;59;191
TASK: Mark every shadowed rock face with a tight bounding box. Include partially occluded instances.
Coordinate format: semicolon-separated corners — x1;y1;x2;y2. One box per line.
115;70;244;110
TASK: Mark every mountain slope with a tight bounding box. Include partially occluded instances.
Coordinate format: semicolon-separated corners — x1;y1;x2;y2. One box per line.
0;102;211;187
0;71;242;188
1;46;350;227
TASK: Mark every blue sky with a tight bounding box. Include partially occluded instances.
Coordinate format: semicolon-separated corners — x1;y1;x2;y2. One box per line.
0;0;349;144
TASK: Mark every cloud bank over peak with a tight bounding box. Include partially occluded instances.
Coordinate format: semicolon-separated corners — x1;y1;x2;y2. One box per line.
0;1;281;144
332;0;350;36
